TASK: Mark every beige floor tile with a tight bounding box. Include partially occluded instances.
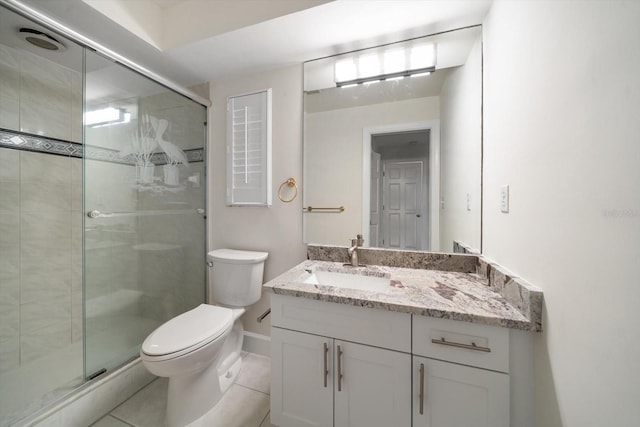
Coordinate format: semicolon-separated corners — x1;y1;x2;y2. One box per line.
236;353;271;394
91;415;132;426
111;378;167;427
109;352;271;427
194;384;269;427
259;412;277;427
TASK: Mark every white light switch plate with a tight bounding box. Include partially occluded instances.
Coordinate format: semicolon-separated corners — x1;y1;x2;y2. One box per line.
500;185;509;213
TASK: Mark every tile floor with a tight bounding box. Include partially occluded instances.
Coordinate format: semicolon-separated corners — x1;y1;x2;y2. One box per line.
91;352;275;427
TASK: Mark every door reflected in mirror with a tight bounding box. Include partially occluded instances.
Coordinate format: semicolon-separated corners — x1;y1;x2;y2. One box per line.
303;26;482;253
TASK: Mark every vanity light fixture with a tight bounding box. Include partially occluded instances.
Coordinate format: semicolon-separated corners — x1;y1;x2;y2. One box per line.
336;66;435;87
335;43;436;88
334;58;357;82
384;49;405;74
410;45;436;69
85;107;131;127
358;54;380;78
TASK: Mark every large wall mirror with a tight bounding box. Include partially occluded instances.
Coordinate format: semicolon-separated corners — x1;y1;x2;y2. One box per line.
303;26;482;253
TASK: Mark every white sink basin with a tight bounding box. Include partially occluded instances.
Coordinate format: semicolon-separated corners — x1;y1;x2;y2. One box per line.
303;270;390;292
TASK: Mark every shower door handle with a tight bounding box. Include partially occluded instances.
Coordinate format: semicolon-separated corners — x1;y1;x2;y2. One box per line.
87;208;204;218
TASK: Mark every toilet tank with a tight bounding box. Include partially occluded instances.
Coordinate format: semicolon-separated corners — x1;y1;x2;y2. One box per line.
207;249;268;307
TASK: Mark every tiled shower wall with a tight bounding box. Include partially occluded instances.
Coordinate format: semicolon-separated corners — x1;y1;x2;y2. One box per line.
0;147;83;372
137;162;206;322
0;143;142;373
0;39;85;373
0;43;82;143
136;91;207;322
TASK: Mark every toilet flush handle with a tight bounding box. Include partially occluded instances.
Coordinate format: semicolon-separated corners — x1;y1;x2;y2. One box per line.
207;260;213;267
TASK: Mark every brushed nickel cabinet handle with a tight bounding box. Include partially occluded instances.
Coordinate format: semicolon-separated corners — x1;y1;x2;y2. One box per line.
431;337;491;353
323;342;329;388
337;344;343;392
419;363;425;415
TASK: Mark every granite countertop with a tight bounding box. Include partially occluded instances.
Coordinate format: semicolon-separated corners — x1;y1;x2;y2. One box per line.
264;259;537;331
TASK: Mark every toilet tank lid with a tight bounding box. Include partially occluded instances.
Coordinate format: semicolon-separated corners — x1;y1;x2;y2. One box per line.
207;249;269;264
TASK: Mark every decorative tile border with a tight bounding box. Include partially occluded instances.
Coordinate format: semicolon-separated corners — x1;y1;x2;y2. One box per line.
0;129;204;164
0;129;83;157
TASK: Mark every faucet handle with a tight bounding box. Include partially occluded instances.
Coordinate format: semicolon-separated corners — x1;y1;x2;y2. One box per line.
356;234;364;246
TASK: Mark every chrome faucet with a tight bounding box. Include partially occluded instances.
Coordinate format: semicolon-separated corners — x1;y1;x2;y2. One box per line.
347;234;364;267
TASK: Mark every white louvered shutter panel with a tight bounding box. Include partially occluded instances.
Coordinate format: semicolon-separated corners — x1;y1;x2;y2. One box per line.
226;89;272;206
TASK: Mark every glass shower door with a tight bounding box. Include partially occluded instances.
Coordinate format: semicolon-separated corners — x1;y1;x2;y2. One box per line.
83;50;207;378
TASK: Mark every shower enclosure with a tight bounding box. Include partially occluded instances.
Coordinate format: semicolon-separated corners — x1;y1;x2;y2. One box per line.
0;4;207;425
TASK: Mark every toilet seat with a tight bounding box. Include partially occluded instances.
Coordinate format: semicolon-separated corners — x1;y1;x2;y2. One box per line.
141;304;233;361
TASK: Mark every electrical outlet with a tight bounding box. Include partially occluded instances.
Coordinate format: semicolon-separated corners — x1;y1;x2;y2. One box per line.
500;185;509;213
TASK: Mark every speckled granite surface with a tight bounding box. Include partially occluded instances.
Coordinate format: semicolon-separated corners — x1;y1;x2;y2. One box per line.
453;240;480;255
476;257;543;332
303;245;543;332
264;259;540;331
307;245;478;273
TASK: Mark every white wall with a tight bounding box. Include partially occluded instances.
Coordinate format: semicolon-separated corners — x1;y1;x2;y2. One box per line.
208;65;307;336
483;1;640;426
439;36;482;252
304;97;440;245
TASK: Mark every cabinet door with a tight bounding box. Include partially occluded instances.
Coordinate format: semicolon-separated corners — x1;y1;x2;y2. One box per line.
271;328;333;427
334;341;411;427
412;356;509;427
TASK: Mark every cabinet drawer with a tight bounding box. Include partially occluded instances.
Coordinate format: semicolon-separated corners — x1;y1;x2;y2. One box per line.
271;295;411;352
412;316;509;373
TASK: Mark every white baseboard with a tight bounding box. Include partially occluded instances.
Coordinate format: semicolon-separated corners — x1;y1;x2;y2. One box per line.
242;331;270;357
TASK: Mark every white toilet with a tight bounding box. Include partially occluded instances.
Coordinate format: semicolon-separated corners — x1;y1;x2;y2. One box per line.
140;248;268;427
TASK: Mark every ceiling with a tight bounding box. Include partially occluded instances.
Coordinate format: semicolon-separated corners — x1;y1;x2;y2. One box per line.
14;0;492;89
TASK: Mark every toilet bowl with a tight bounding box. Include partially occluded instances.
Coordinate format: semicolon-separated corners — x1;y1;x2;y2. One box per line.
140;249;268;427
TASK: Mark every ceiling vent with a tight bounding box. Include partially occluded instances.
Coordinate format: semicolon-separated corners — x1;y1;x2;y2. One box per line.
18;28;66;52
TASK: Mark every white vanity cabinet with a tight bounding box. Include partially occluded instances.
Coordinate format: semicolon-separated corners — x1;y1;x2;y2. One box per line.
411;316;510;427
333;340;411;427
270;294;523;427
270;295;412;427
270;328;333;427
